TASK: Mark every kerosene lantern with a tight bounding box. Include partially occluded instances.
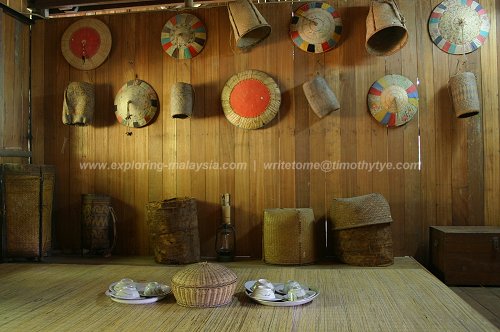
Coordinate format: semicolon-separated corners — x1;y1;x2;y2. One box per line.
215;193;236;261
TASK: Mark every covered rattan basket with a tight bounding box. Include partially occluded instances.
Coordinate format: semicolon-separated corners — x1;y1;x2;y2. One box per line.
171;262;238;307
263;208;316;265
329;193;393;266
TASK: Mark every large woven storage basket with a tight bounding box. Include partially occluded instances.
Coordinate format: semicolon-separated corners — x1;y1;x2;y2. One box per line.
329;193;393;266
171;262;238;307
263;208;316;265
146;197;200;264
0;164;55;259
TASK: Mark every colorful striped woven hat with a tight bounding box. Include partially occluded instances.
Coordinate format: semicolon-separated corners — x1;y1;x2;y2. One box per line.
221;70;281;130
367;74;418;127
161;13;207;59
289;2;342;54
428;0;489;54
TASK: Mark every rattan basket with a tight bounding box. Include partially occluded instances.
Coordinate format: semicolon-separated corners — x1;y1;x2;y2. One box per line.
0;164;55;259
263;208;316;265
171;262;238;307
329;193;393;266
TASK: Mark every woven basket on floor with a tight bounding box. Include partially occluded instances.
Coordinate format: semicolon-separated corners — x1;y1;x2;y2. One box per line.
263;208;316;265
171;262;238;307
329;193;393;266
146;197;200;264
0;164;55;259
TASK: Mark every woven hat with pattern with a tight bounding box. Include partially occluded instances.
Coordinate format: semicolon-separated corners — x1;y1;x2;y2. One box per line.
367;74;418;127
428;0;489;54
221;70;281;130
61;18;112;70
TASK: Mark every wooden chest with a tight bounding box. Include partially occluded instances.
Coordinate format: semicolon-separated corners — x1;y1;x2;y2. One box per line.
429;226;500;286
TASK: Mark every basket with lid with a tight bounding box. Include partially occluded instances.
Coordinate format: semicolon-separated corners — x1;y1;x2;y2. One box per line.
171;262;238;307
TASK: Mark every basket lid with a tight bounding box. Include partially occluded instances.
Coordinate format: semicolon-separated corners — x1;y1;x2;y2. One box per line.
171;262;237;288
330;193;393;230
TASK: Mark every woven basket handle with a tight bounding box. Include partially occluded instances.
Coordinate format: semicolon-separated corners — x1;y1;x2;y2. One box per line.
105;206;117;257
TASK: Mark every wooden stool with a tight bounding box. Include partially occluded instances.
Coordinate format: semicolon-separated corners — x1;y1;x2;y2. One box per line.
263;208;316;265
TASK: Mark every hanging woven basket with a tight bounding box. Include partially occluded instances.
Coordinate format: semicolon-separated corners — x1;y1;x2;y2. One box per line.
365;0;408;56
448;71;480;118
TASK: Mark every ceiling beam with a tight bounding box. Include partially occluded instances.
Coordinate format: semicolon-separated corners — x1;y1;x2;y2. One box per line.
28;0;175;10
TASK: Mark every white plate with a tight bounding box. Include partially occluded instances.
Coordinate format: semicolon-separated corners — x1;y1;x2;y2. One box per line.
245;289;319;307
105;290;164;304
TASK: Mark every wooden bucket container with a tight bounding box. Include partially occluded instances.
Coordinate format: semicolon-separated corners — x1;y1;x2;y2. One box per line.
263;208;316;265
448;71;480;118
227;0;271;49
146;197;200;264
365;0;408;56
0;164;55;259
303;76;340;118
329;193;393;266
62;82;95;126
81;194;117;255
171;82;195;119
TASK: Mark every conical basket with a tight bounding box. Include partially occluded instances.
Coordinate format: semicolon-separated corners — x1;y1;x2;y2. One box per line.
366;0;408;56
228;0;271;49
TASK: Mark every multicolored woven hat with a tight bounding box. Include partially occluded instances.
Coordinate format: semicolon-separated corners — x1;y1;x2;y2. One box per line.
428;0;489;54
221;70;281;130
114;79;158;128
289;2;342;53
367;74;418;127
161;13;207;59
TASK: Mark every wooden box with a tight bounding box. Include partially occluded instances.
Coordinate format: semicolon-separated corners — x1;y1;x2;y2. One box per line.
429;226;500;286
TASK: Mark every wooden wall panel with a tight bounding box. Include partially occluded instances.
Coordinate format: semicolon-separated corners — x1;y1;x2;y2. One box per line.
29;0;500;264
0;10;30;164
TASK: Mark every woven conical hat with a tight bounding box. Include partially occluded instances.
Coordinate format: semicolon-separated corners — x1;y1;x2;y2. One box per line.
221;70;280;130
61;18;112;70
114;79;158;128
428;0;489;54
367;74;418;127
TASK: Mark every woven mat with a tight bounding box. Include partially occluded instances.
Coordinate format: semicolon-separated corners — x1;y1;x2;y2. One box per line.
0;259;495;331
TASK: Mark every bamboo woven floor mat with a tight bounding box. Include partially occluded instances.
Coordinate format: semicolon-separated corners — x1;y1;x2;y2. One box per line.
0;258;496;331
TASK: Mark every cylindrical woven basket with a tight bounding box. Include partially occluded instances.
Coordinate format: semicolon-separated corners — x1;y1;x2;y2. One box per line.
329;193;393;266
171;262;238;307
0;164;55;258
448;71;480;118
365;0;408;56
303;76;340;118
171;82;195;119
81;194;116;255
62;82;95;126
227;0;271;49
263;208;316;265
146;197;200;264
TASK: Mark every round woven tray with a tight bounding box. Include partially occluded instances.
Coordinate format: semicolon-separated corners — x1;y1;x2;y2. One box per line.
221;70;281;130
171;262;237;307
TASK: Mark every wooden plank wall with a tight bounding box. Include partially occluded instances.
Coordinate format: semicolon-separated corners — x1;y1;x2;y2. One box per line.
29;0;500;263
0;10;30;163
